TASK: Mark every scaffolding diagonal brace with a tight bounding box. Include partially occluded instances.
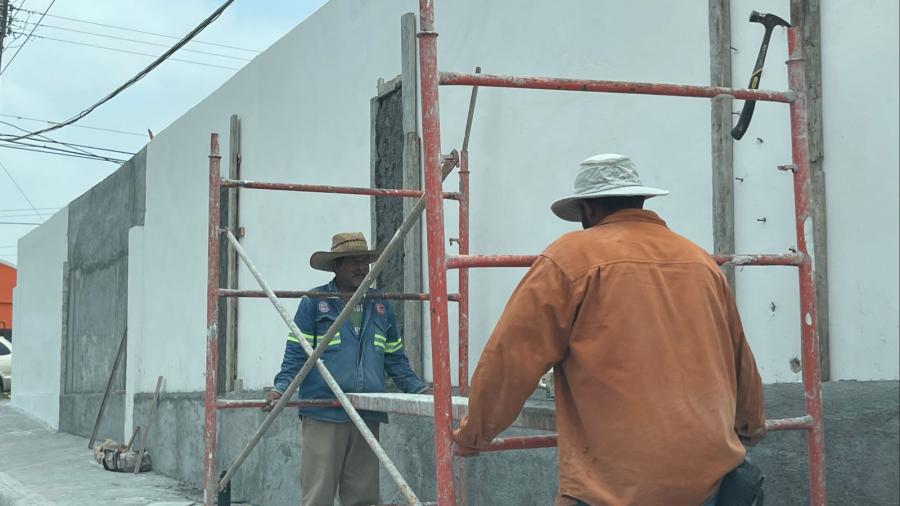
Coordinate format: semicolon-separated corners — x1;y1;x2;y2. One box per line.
216;151;459;503
219;229;421;505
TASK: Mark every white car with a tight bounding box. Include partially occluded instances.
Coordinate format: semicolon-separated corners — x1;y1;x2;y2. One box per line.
0;336;11;393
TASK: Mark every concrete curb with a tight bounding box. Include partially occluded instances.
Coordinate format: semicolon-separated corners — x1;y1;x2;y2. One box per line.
0;472;55;506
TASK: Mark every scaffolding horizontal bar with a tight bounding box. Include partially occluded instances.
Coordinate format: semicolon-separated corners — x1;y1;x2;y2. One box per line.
221;179;461;200
219;394;812;435
713;253;806;266
446;255;536;269
457;435;559;456
765;415;816;431
216;399;340;410
219;289;461;302
352;393;556;430
445;253;806;269
439;72;795;103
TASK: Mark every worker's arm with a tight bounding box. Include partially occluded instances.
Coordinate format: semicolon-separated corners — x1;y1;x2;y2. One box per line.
272;297;315;395
454;256;583;449
724;282;766;445
382;302;430;394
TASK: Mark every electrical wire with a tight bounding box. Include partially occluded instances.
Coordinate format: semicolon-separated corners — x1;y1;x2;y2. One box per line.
0;120;133;162
0;121;135;155
0;0;56;76
0;211;53;219
9;31;241;70
4;0;236;142
0;221;40;225
18;7;260;53
0;207;59;212
0;158;44;222
0;113;146;137
0;139;127;163
0;142;125;163
19;21;252;61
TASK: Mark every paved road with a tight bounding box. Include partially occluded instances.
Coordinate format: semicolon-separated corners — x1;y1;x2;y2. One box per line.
0;399;199;506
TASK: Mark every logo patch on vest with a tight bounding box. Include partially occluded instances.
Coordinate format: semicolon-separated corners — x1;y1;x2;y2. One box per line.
375;303;385;315
318;301;330;313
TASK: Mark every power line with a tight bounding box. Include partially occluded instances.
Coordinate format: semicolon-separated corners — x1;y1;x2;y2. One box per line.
0;113;145;137
9;31;241;71
0;0;55;76
0;142;125;162
5;0;237;142
19;7;260;53
0;138;127;163
0;157;44;222
0;122;135;155
0;211;51;219
21;21;252;61
0;120;132;162
0;221;40;225
0;207;59;212
0;118;128;161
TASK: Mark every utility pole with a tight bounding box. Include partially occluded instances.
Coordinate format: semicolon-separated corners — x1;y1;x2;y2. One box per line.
0;0;8;73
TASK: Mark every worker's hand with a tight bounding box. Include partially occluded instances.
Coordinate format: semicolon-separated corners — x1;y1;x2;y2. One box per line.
739;427;767;447
262;390;282;412
452;428;480;457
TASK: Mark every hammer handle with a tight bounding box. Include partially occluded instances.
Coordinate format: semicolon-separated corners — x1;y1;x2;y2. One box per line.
731;28;776;140
731;98;758;140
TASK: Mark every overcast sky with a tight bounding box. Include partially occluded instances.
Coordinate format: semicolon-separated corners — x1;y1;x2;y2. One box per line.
0;0;329;265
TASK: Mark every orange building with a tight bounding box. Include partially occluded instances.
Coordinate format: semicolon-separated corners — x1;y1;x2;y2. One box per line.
0;260;15;335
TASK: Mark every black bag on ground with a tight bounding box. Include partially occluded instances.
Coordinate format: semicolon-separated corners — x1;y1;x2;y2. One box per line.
716;458;765;505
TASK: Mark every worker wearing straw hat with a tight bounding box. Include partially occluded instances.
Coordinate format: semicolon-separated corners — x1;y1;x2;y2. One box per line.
454;154;766;506
266;232;430;506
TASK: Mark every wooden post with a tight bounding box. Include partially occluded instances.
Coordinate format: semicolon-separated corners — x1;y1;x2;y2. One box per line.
370;13;424;376
224;114;241;391
399;12;423;376
790;0;829;380
709;0;736;291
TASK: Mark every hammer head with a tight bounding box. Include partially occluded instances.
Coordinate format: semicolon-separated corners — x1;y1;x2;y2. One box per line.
749;10;791;28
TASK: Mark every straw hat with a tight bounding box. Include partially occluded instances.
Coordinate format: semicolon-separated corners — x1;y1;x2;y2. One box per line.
550;154;669;222
310;232;379;272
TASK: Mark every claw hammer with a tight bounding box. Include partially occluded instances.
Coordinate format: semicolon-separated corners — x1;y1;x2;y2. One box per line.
731;11;791;140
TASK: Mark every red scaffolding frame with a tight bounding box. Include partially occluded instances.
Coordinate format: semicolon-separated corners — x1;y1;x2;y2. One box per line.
202;2;826;504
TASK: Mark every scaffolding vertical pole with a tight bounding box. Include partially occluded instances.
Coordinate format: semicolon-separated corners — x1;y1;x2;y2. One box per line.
203;133;223;506
457;150;470;397
787;27;827;506
457;66;479;397
417;1;456;504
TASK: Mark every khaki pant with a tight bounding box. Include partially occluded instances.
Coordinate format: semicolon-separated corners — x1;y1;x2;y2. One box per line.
300;417;380;506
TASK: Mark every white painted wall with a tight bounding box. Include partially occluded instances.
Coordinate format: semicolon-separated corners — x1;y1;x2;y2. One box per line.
820;0;899;380
129;0;900;390
11;208;69;428
13;0;900;406
124;226;144;437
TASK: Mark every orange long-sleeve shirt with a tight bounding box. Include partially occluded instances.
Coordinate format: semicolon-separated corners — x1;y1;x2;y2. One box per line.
454;209;765;505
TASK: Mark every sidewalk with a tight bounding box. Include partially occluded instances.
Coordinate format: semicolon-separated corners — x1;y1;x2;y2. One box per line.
0;399;199;506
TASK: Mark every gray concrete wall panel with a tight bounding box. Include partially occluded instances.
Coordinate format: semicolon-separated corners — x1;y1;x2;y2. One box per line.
130;381;898;506
59;149;146;439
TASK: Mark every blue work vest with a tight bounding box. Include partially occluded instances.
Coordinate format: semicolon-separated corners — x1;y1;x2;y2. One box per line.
273;280;427;423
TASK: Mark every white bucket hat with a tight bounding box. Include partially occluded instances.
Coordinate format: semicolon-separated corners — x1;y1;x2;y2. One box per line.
550;154;669;222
